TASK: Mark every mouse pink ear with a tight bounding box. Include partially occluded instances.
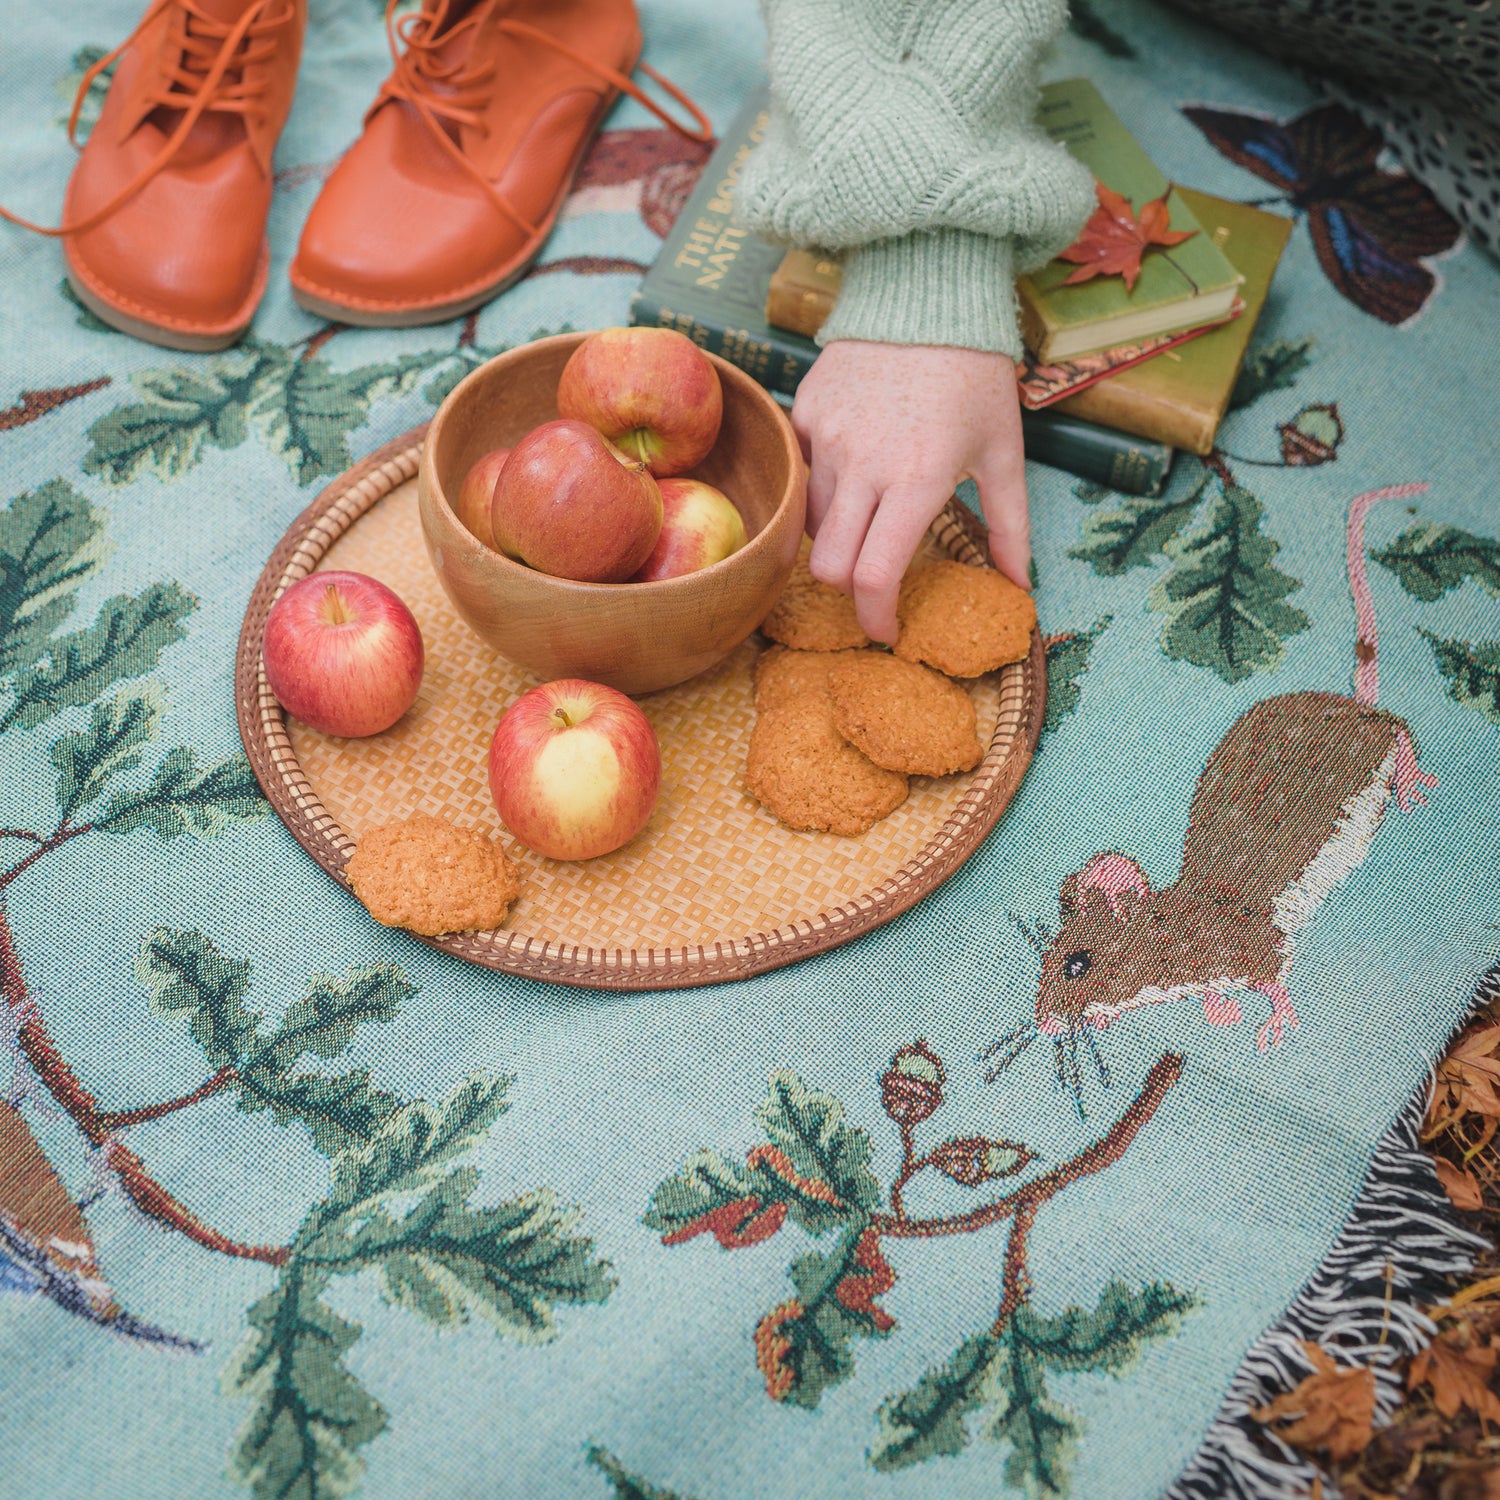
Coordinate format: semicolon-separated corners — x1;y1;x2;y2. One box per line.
1059;852;1150;921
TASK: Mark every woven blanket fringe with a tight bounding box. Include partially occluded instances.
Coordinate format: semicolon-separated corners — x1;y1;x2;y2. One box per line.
1165;966;1498;1500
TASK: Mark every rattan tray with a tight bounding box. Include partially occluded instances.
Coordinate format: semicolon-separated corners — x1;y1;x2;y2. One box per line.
236;428;1045;990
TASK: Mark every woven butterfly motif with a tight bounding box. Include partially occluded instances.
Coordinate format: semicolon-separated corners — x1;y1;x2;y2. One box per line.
1182;102;1462;325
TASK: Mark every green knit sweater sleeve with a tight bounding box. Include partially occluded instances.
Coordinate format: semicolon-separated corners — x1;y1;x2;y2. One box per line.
736;0;1094;358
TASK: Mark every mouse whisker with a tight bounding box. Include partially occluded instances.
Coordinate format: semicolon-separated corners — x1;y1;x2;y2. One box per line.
1081;1024;1112;1089
981;1029;1036;1082
1063;1028;1086;1121
979;1023;1036;1061
1006;912;1047;955
1051;1032;1068;1094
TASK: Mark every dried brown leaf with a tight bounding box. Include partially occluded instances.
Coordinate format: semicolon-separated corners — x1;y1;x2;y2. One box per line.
1253;1342;1377;1461
1408;1327;1500;1422
1435;1157;1486;1212
1432;1020;1500;1128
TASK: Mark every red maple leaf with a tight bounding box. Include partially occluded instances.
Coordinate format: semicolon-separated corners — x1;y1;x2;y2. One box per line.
1057;181;1196;293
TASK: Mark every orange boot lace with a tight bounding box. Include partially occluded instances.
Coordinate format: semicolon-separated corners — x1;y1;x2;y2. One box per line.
380;0;713;239
0;0;297;238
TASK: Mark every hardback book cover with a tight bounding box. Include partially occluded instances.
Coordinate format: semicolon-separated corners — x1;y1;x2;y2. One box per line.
1018;78;1243;361
1053;189;1294;454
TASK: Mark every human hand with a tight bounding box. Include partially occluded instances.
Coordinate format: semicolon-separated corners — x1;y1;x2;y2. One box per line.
790;340;1030;644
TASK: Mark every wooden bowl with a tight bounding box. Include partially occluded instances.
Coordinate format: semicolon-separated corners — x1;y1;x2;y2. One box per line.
418;332;806;695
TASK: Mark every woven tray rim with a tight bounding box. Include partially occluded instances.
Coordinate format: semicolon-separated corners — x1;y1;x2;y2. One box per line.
235;426;1047;991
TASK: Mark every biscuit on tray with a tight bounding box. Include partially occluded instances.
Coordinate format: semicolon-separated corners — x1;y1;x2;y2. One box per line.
828;654;985;777
760;557;870;651
754;645;870;710
745;693;908;836
895;559;1036;678
345;814;521;936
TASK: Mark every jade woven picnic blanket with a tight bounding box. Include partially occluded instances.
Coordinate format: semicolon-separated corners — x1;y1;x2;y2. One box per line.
2;2;1499;1497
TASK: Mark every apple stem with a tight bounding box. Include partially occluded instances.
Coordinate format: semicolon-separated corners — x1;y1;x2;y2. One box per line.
320;583;353;626
552;707;575;729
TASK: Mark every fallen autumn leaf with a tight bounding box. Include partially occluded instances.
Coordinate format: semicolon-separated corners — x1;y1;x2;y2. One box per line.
1056;181;1197;293
1252;1341;1377;1462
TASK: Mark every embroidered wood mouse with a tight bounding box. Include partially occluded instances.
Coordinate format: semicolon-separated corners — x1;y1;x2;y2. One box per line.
986;485;1438;1105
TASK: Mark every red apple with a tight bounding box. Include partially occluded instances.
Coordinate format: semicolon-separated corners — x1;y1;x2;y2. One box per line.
262;571;424;738
455;446;509;548
556;327;723;476
630;478;748;582
490;419;663;583
487;679;661;860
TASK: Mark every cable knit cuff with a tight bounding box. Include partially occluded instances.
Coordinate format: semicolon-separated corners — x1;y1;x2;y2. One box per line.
816;228;1023;359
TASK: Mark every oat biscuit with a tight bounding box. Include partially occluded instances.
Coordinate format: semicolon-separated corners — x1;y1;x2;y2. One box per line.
345;813;521;935
753;645;870;710
828;654;984;776
744;693;908;835
894;560;1036;677
760;557;870;651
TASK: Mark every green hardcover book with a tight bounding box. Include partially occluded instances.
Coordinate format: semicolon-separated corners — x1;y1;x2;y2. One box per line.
1018;78;1243;361
1053;189;1294;454
632;85;1173;498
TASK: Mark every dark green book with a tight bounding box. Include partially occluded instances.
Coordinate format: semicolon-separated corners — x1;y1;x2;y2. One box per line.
629;89;819;396
630;85;1174;499
1020;409;1172;497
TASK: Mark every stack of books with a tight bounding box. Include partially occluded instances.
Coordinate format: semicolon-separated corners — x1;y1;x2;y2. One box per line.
629;80;1293;498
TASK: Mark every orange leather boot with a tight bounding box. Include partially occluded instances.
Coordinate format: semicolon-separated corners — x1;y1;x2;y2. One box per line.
289;0;710;326
1;0;305;351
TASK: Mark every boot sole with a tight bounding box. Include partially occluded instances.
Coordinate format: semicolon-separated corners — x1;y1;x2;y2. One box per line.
289;253;537;329
66;252;263;353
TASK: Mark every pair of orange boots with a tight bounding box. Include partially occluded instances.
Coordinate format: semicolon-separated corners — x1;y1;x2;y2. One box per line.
1;0;709;350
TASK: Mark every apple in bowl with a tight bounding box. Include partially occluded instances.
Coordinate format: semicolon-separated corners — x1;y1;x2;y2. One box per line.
262;571;424;737
556;326;722;477
454;446;509;548
491;419;663;583
630;478;747;582
488;679;660;860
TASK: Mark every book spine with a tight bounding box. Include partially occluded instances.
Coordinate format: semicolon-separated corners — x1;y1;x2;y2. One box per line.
629;290;818;399
1054;380;1218;457
1020;409;1174;497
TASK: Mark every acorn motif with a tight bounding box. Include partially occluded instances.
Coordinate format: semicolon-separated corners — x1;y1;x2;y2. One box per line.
928;1135;1036;1188
1278;402;1345;467
880;1039;946;1125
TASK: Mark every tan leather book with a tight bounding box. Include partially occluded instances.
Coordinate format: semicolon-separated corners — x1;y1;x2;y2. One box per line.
766;248;842;338
1051;190;1293;455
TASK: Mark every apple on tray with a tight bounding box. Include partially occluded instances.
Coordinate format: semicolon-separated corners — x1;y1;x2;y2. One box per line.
454;446;509;548
630;478;747;582
488;679;661;860
262;570;424;738
556;326;723;476
490;419;663;583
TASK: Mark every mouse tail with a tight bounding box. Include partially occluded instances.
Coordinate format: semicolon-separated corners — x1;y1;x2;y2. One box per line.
1346;483;1430;706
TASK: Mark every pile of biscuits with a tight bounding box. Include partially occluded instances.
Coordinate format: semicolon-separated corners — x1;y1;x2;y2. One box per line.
744;555;1036;836
337;551;1035;936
